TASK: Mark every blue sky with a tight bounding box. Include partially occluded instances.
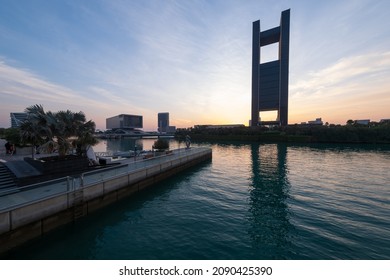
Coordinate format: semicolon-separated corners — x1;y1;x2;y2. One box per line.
0;0;389;130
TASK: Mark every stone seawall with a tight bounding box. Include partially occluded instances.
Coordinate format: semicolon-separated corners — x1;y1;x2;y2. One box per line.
0;148;212;255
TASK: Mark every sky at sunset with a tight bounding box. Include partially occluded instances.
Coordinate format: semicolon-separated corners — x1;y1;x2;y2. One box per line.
0;0;389;130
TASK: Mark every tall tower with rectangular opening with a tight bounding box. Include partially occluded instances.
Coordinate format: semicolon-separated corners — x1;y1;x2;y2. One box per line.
251;9;290;126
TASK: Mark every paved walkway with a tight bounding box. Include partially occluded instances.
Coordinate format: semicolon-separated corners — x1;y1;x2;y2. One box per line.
0;138;56;163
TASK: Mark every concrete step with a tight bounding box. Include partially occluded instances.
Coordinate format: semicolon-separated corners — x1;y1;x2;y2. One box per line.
0;163;18;194
0;175;15;182
0;179;18;188
0;179;15;186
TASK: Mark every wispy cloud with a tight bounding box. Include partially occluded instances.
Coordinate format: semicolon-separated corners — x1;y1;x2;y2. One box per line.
0;60;100;106
289;51;390;123
291;51;390;98
0;59;144;128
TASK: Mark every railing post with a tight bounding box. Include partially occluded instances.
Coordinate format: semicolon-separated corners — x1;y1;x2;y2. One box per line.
67;176;70;191
80;174;84;189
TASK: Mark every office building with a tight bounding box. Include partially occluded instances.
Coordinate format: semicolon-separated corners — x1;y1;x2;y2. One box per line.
106;114;143;130
158;112;176;133
251;9;290;126
10;112;27;128
158;112;169;133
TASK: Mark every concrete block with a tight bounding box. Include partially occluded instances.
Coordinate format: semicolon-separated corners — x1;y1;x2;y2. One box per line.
116;183;138;200
0;220;42;254
0;211;10;234
187;154;198;162
87;191;117;213
171;159;182;167
138;177;155;191
42;209;74;233
154;169;177;183
180;157;189;165
146;165;160;176
104;175;129;193
128;169;147;184
160;161;172;171
11;194;68;229
83;182;104;201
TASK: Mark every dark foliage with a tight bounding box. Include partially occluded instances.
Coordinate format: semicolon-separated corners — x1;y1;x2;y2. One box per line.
176;122;390;144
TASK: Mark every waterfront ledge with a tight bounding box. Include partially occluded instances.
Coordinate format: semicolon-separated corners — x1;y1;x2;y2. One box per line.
0;147;212;255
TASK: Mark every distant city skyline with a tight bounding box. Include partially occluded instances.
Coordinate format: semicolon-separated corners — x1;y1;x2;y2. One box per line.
0;0;389;130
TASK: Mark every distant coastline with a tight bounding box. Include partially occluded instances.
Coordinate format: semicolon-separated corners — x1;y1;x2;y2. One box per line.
175;123;390;144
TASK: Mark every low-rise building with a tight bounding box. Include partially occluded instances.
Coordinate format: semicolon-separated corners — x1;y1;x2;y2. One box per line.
355;119;370;125
10;112;27;128
106;114;143;130
307;118;323;125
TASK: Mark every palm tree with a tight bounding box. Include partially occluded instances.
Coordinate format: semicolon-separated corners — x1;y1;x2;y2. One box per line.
19;120;44;158
20;104;98;159
20;104;50;158
75;119;99;156
49;110;97;158
24;104;51;133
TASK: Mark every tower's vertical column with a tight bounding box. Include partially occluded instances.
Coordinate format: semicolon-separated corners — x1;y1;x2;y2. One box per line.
279;9;290;126
251;20;260;127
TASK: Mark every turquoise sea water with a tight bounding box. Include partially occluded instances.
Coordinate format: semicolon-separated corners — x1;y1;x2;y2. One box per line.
6;140;390;259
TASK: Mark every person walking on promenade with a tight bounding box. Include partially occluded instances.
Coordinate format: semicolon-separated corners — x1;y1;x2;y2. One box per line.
185;135;191;149
4;141;11;154
9;144;16;155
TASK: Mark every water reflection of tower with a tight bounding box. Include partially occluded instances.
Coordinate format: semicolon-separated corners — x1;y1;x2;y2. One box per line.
248;143;294;258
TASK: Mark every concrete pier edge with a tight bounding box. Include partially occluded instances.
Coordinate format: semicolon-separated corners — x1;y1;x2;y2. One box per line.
0;147;212;256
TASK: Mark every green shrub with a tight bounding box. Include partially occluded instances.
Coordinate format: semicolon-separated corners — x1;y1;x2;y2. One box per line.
153;139;169;150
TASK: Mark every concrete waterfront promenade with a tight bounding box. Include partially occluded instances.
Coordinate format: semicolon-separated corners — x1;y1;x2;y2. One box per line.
0;146;212;255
